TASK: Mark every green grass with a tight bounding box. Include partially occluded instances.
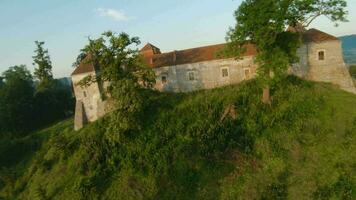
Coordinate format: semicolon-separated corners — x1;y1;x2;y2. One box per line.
0;76;355;200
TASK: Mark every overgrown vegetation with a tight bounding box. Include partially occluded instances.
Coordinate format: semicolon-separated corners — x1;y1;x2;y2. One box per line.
77;31;155;134
1;76;355;199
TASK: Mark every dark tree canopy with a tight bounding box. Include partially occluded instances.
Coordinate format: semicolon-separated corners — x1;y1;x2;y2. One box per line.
0;65;35;135
0;64;74;137
226;0;348;103
0;76;4;87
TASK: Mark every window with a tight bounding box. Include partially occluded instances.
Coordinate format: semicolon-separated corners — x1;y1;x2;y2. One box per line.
83;91;87;97
161;75;167;84
221;67;229;78
318;50;325;61
188;71;195;81
244;68;251;79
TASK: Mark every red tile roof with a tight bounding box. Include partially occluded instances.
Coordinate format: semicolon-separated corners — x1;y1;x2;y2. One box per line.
71;28;337;75
71;55;95;75
303;28;339;43
141;43;161;53
141;43;257;68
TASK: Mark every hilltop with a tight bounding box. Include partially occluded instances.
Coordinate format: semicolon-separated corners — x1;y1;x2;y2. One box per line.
1;76;355;200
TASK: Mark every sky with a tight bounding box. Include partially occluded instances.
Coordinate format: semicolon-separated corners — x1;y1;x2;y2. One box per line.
0;0;356;78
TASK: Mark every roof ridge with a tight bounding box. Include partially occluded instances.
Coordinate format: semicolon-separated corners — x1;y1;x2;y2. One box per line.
303;28;339;43
161;43;227;55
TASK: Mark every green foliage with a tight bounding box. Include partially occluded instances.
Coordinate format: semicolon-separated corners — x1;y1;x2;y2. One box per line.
0;63;74;138
1;77;356;199
226;0;348;85
0;76;4;88
0;65;35;136
33;80;74;129
349;65;356;79
33;41;53;91
78;31;156;134
32;40;74;130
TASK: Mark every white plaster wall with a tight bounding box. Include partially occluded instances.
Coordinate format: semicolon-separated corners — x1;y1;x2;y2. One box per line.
154;57;257;92
307;40;355;93
292;44;309;78
72;72;106;122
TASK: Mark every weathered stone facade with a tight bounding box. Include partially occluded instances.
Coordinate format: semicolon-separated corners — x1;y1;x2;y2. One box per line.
301;40;355;93
153;57;257;92
72;70;109;130
71;28;356;130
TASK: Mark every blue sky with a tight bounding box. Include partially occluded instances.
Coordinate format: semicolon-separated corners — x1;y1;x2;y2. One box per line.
1;0;356;78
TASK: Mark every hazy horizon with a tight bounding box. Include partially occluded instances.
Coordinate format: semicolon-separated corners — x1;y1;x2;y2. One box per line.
1;0;356;78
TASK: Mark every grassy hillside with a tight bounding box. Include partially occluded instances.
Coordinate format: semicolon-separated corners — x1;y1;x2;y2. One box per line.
1;76;356;200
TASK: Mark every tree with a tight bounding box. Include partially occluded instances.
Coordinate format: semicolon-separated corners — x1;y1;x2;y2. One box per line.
78;31;156;134
226;0;348;104
32;41;74;128
0;65;35;136
33;41;53;90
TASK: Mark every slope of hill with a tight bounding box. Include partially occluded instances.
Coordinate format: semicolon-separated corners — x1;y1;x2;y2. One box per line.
1;76;355;200
340;35;356;65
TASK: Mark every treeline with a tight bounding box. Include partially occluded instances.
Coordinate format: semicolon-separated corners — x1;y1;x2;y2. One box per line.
0;41;74;138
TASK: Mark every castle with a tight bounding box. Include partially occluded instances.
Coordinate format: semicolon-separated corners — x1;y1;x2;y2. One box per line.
71;28;356;130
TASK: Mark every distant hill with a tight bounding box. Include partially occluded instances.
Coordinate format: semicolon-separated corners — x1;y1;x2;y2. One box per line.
340;34;356;65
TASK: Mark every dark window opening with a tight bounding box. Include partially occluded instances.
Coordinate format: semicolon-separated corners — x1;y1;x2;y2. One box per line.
162;76;167;84
318;51;325;61
188;72;195;81
222;68;229;77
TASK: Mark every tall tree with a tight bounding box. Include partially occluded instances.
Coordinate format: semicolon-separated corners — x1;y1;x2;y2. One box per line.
78;31;155;134
226;0;348;104
0;65;35;135
33;41;53;90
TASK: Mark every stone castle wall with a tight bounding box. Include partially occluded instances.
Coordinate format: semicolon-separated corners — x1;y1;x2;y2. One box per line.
306;40;355;93
72;71;108;125
153;56;257;92
72;39;356;130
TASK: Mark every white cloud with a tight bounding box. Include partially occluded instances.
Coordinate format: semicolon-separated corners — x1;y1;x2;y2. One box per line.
96;8;130;21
